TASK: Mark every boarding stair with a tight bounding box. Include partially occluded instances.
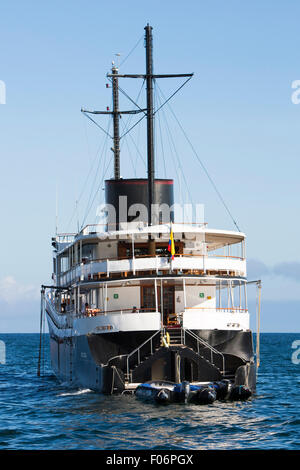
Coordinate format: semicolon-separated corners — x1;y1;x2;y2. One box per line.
118;326;229;386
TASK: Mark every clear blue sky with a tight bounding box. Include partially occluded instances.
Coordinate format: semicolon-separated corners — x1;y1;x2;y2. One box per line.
0;0;300;331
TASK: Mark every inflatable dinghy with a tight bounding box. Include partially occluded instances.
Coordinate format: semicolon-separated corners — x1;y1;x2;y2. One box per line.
135;380;251;405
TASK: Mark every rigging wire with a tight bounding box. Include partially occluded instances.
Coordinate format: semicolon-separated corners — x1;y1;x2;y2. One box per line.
120;116;146;171
134;111;143;172
118;79;147;173
156;85;195;210
92;157;113;225
155;83;167;178
66;36;145;231
120;114;146;139
87;153;114;227
119;80;145;142
81;118;112;228
126;127;147;169
158;103;187;211
120;79;145;133
113;81;147;118
65;136;108;232
154;76;193;116
123;124;137;175
92;152;114;226
80;74;144;227
82;111;112;138
156;83;241;232
119;35;144;68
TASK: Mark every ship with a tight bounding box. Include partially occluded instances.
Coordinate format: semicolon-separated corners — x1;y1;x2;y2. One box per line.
39;25;260;397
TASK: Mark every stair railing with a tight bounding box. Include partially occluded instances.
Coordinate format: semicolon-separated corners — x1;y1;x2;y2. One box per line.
125;330;161;382
183;328;225;374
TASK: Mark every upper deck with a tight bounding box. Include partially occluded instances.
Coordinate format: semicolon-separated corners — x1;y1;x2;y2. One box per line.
53;223;247;286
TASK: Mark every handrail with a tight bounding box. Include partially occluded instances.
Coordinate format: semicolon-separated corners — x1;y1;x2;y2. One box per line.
106;354;128;366
58;252;245;277
45;290;159;318
104;327;226;384
80;221;208;231
75;307;158;318
44;295;69;329
56;233;77;237
127;330;160;362
126;330;161;381
81;253;244;263
184;328;225;373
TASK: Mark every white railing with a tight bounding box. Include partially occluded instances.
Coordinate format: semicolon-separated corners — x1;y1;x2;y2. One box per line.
58;254;246;286
75;307;157;319
44;294;69;329
80;222;208;236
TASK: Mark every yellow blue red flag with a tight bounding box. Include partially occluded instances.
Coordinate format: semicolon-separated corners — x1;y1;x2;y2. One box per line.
168;226;175;260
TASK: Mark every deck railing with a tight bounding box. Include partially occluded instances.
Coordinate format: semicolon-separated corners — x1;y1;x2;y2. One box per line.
58;252;246;286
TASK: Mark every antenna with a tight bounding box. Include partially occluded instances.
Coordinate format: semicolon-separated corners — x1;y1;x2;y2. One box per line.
115;53;121;69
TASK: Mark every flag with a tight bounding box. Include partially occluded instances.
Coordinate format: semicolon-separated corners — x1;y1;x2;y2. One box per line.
168;226;175;260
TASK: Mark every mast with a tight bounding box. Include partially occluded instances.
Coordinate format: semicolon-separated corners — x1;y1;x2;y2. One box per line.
112;64;120;179
145;24;155;228
83;25;193;234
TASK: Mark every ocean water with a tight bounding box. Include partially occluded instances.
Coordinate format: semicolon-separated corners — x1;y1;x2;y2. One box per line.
0;333;299;450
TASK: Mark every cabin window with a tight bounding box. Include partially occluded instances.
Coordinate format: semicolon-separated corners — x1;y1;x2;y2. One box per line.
118;242;184;259
82;243;97;261
141;286;155;311
61;256;69;273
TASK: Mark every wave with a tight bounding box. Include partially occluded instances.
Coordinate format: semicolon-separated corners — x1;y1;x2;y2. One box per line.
57;388;92;397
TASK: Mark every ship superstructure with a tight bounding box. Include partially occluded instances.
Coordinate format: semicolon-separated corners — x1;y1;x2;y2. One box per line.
41;25;257;395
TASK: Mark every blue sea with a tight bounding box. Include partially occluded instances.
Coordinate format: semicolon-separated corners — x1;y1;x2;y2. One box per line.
0;333;299;450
